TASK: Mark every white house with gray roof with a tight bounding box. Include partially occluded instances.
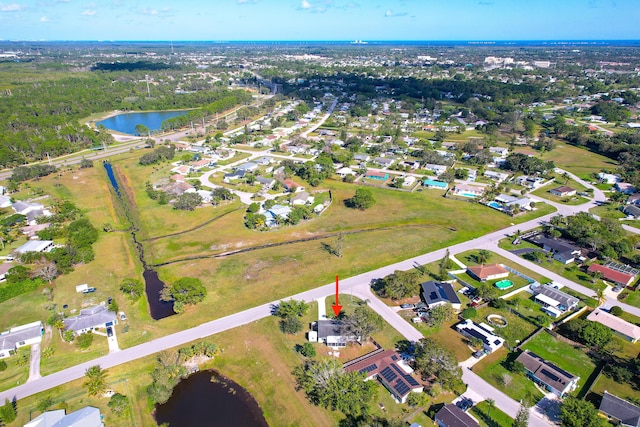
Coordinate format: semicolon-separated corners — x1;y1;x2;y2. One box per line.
25;406;104;427
63;304;117;336
0;321;43;359
15;240;54;255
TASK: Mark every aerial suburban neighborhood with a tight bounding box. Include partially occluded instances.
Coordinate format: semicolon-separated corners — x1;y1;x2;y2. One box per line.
0;9;640;427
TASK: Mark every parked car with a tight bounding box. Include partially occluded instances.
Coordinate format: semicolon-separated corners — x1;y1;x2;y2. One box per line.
400;303;415;309
613;286;623;293
472;350;485;359
82;287;97;294
106;327;113;337
415;302;427;309
119;312;127;321
456;397;474;411
107;297;113;305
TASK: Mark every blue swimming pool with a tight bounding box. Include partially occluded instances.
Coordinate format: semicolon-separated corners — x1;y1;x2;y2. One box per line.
488;201;503;210
458;192;478;198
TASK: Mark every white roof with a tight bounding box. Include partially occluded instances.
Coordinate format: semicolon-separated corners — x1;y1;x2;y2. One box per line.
16;240;53;254
587;309;640;341
535;293;560;307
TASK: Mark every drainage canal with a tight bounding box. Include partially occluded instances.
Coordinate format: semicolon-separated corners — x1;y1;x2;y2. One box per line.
103;161;174;320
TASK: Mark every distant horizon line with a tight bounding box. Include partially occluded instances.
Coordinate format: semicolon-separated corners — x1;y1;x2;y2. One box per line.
2;39;640;44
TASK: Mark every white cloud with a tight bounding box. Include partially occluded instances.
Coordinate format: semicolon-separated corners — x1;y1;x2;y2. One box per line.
81;8;95;15
40;15;49;21
0;3;27;12
300;0;312;9
384;9;407;17
142;8;157;15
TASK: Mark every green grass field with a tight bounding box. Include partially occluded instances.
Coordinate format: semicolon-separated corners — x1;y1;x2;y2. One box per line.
539;143;617;180
471;400;514;427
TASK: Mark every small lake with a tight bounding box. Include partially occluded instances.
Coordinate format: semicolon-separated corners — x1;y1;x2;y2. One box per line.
154;370;268;427
97;110;188;135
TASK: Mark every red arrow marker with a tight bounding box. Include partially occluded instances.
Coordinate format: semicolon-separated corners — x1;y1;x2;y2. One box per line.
332;275;342;316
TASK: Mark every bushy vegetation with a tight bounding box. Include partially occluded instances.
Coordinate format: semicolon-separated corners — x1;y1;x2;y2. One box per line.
414;338;465;394
373;270;420;300
160;277;207;314
139;145;176;166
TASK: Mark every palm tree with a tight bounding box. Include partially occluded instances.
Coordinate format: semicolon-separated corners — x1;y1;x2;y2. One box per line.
562;172;570;184
477;249;491;265
83;365;108;397
486;398;495;417
595;287;606;306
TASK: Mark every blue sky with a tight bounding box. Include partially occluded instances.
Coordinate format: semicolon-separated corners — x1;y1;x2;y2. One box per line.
0;0;638;41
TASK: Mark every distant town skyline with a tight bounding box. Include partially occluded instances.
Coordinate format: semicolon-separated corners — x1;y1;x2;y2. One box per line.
0;0;639;42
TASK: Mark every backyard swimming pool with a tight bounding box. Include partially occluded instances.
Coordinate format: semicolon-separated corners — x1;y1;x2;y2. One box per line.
495;279;513;290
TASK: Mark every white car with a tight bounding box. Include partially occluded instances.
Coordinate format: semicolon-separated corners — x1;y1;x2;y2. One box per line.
119;312;127;321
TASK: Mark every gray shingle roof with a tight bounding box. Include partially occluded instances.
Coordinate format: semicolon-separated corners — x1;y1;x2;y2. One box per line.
599;391;640;427
63;305;117;333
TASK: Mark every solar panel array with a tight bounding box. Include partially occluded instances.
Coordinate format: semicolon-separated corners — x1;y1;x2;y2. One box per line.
380;366;398;383
394;379;410;396
605;261;639;275
359;363;378;374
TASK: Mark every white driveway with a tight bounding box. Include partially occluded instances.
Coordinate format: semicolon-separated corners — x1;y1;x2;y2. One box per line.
27;343;41;382
317;296;327;320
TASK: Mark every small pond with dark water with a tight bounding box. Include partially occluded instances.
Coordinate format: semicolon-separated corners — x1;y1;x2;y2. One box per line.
97;110;188;135
154;370;268;427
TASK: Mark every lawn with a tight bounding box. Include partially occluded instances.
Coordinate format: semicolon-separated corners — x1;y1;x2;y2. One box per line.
457;250;551;286
530;176;589;206
539;143;617;180
474;303;539;347
474;348;544;404
589;203;627;220
0;348;30;393
619;289;640;309
522;330;598;394
471;400;514;427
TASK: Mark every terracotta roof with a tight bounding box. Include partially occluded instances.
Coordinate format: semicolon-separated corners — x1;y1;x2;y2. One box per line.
587;309;640;341
365;170;388;178
467;264;508;280
588;264;635;286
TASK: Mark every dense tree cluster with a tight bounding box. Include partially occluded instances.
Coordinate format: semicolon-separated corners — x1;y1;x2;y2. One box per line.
275;299;309;334
9;164;58;183
339;304;384;343
294;358;376;417
413;338;465;394
160;277;207;314
553;212;631;258
173;192;202;211
502;153;555;174
559;318;612;349
346;188;375;210
139;145;176;165
147;351;188;405
374;270;420;300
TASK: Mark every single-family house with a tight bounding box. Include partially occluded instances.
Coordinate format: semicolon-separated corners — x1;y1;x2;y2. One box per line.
25;406;104;427
627;194;640;206
494;194;533;211
187;145;210;155
309;319;358;348
190;159;216;171
466;264;509;282
535;236;582;264
587;309;640;343
615;182;637;195
291;191;314;206
0;263;13;281
0;195;11;208
223;169;246;183
515;175;545;189
424;164;448;175
344;349;423;403
12;201;45;216
420;281;462;311
281;179;300;192
354;153;370;163
15;240;54;255
63;304;117;336
533;284;579;317
452;184;484;198
456;319;505;353
599;391;640;427
336;167;356;178
254;156;274;166
489;147;509;157
256;176;275;189
435;404;480;427
236;162;258;173
598;173;621;185
484;171;509;182
171;165;192;175
365;170;389;180
623;205;640;219
550;186;576;197
423;179;448;190
0;321;43;359
374;157;395;167
588;264;637;288
402;176;417;187
515;350;579;397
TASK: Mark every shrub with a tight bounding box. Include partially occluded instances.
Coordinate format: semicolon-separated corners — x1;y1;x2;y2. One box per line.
76;332;94;349
460;307;477;319
609;306;623;316
0;360;6;372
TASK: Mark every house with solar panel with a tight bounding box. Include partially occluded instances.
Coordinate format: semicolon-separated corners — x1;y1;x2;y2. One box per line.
455;319;505;354
344;349;423;403
515;350;579;397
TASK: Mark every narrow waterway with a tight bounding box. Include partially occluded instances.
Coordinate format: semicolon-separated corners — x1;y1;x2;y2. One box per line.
103;161;175;320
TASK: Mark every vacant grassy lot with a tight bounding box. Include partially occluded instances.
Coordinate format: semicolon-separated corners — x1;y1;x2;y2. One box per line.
522;330;598;394
471;400;514;427
589;203;627;220
474;348;544;404
474;303;539;347
539;143;617;180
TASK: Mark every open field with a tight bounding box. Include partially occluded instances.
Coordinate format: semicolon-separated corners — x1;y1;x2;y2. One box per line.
589;203;627;220
539;143;617;180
